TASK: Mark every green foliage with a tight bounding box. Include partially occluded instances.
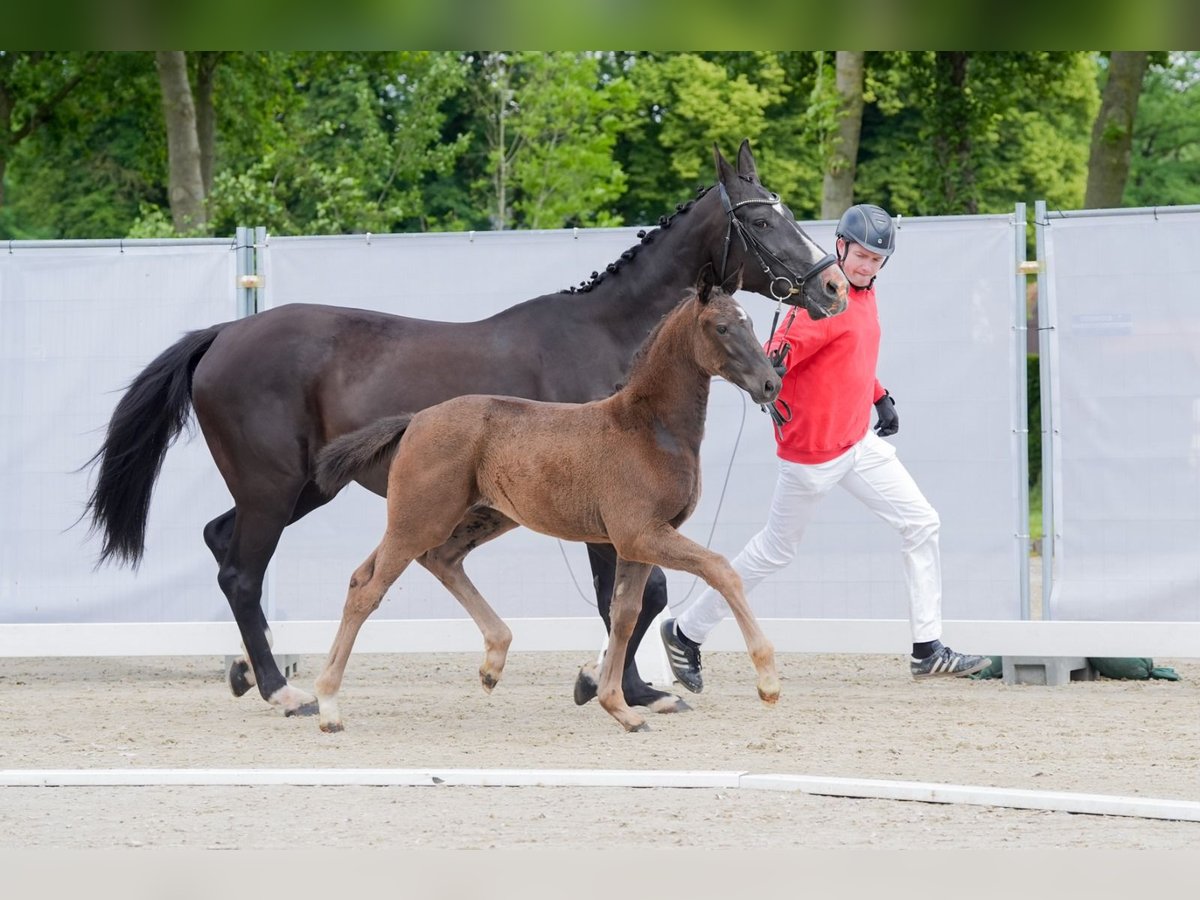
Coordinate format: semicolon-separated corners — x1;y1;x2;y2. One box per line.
2;50;1198;241
1125;51;1200;207
856;52;1098;216
205;51;470;235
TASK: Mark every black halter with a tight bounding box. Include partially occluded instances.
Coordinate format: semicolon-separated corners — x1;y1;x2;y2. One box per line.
717;181;838;311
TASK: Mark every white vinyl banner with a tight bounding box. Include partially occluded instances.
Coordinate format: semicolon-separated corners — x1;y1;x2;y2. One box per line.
263;215;1022;626
1043;208;1200;621
0;242;238;623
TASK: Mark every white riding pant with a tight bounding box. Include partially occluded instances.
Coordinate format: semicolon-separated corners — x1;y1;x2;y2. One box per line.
676;431;942;645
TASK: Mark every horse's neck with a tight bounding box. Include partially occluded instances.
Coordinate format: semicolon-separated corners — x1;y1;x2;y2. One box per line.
613;312;710;448
578;193;722;333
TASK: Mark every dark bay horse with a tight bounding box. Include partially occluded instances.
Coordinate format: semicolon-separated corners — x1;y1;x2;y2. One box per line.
312;274;782;732
84;140;846;718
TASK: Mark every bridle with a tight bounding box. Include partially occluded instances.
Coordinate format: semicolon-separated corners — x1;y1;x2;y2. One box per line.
717;180;839;313
718;180;840;438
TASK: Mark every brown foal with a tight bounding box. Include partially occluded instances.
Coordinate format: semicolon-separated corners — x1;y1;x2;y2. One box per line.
312;270;783;732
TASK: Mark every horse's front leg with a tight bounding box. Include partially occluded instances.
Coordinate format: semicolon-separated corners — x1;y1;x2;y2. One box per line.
622;526;779;705
596;559;654;732
314;541;412;732
418;508;519;693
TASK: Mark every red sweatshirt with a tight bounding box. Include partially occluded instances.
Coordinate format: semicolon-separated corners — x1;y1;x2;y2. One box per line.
766;283;886;464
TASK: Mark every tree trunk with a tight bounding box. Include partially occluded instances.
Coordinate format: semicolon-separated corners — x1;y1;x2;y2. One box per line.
1084;51;1149;209
821;51;865;220
155;51;207;233
931;51;977;215
194;52;219;198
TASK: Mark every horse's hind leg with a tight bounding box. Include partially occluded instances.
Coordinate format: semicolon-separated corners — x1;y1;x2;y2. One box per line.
418;508;518;693
621;526;779;705
204;482;332;703
574;545;688;714
314;540;414;733
595;559;654;732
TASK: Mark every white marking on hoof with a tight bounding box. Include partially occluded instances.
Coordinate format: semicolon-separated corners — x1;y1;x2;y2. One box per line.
269;683;318;715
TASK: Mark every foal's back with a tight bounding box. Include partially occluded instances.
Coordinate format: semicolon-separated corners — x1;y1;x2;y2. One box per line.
388;391;700;548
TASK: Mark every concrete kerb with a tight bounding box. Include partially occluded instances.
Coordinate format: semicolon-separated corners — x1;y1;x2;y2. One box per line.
3;768;1198;823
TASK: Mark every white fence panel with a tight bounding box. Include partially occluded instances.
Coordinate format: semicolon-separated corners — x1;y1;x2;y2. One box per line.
0;242;238;623
1041;206;1200;622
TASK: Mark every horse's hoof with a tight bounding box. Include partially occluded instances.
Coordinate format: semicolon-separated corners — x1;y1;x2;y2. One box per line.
228;660;253;698
626;720;651;733
319;721;344;734
757;687;780;706
573;665;599;706
480;671;499;693
285;700;320;718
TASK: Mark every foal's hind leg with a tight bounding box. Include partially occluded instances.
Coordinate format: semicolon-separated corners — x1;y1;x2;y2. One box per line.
314;541;414;733
418;508;519;693
620;525;779;705
574;545;688;714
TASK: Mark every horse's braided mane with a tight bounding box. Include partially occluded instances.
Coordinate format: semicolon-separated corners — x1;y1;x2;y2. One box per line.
559;185;713;295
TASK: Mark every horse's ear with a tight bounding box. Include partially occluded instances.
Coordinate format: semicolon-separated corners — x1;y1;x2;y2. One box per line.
737;139;759;184
721;264;744;296
696;261;717;303
713;143;736;187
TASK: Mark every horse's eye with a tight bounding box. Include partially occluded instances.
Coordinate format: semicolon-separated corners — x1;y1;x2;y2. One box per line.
716;324;728;334
754;218;768;229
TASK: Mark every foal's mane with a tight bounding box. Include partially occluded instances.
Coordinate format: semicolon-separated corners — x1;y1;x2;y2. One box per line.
613;288;701;392
560;186;714;295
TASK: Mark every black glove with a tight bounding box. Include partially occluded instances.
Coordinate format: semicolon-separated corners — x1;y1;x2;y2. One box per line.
873;390;899;436
767;342;789;377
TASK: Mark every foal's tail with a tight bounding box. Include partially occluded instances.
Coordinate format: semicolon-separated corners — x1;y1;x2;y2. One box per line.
315;414;415;496
83;323;229;567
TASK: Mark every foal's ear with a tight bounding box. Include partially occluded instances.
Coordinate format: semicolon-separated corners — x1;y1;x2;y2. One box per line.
736;139;760;184
713;143;736;187
721;264;744;297
696;261;718;304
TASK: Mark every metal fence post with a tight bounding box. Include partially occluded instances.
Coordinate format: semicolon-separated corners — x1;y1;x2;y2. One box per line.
1013;202;1031;620
1033;200;1056;620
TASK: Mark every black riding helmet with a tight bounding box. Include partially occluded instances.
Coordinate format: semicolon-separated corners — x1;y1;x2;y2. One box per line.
835;203;896;261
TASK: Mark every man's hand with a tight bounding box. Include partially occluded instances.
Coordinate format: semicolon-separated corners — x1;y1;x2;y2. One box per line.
873;391;899;436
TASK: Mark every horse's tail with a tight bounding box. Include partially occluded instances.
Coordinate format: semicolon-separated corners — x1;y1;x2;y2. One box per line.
315;414;415;496
83;323;229;568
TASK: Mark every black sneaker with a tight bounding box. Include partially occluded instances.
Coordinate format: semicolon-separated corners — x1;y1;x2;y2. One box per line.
911;644;991;680
660;617;704;693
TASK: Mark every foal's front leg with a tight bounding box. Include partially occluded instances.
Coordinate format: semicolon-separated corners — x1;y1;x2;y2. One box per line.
314;541;413;732
623;526;779;705
596;559;654;732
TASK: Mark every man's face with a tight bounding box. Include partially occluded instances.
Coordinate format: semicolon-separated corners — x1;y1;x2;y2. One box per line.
838;239;887;288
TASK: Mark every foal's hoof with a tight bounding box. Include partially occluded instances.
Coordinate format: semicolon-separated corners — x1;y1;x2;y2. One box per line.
757;684;781;706
284;700;320;718
644;693;692;714
228;659;253;698
319;721;344;734
573;664;599;706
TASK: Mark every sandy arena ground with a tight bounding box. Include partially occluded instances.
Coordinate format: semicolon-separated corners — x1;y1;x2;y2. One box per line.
1;647;1197;851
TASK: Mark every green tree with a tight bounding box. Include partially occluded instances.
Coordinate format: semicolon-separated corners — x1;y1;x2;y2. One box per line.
205;51;469;236
1124;51;1200;207
1085;51;1150;208
464;52;635;230
1;52;161;240
855;52;1098;216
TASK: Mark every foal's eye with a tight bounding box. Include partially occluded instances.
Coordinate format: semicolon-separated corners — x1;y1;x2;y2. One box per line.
716;324;728;334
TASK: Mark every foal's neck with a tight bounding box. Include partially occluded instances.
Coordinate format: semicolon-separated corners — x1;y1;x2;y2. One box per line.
614;305;710;447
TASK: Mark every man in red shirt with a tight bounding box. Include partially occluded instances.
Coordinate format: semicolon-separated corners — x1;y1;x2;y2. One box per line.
661;203;989;690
